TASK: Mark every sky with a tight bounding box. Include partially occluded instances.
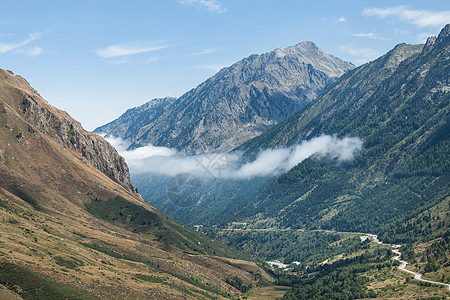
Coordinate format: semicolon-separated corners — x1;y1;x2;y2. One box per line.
1;0;449;130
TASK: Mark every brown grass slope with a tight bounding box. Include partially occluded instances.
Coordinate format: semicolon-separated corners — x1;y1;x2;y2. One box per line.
0;69;272;299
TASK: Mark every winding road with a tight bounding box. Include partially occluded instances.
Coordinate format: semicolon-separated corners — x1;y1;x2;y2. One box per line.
220;227;450;291
391;248;450;291
367;234;449;291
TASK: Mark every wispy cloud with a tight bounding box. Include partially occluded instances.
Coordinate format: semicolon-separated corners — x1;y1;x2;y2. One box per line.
0;31;45;55
191;47;221;56
352;32;375;38
339;44;382;65
351;32;390;41
180;0;227;13
363;6;450;28
105;135;362;179
16;46;43;57
232;135;362;179
96;42;172;58
338;16;347;22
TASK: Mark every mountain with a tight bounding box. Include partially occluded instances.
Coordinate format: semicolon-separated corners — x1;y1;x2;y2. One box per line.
95;41;354;153
0;68;274;299
235;25;450;244
128;42;429;228
166;26;450;300
94;96;176;140
1;70;135;193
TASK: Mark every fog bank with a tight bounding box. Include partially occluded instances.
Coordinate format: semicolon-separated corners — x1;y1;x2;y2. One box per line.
104;135;363;179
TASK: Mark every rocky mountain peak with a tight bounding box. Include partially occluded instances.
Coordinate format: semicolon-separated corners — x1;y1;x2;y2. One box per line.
421;24;450;56
97;42;354;154
272;41;354;77
274;41;318;56
438;23;450;39
424;37;437;52
382;43;424;71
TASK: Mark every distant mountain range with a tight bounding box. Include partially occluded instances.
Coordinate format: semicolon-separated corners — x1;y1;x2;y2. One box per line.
95;41;354;153
135;25;449;248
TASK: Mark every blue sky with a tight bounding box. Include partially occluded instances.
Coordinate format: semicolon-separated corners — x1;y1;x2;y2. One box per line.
1;1;449;130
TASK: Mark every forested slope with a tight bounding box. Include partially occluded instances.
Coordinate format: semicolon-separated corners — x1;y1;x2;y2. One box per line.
237;25;450;244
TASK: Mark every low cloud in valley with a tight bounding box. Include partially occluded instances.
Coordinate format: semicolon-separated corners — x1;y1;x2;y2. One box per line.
105;135;363;179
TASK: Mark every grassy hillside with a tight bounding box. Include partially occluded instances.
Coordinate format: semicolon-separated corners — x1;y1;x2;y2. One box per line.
0;68;274;299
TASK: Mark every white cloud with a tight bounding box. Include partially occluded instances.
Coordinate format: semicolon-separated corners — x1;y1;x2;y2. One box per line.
0;31;45;55
105;136;236;177
180;0;227;13
351;32;390;41
232;135;362;178
105;135;362;179
191;47;221;56
96;42;171;58
352;33;375;38
16;46;42;57
107;136;177;161
338;16;347;22
339;44;382;65
363;6;450;28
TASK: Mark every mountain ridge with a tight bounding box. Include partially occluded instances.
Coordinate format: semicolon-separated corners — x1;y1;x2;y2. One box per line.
95;41;354;154
139;26;449;246
136;42;428;228
235;25;450;243
1;69;136;193
239;42;425;153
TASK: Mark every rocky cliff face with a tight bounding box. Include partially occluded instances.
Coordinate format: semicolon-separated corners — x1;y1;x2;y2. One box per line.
96;42;354;154
0;68;135;193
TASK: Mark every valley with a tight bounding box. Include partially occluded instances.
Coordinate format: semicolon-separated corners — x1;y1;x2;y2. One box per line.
0;2;448;297
0;68;275;299
97;24;450;299
210;225;450;298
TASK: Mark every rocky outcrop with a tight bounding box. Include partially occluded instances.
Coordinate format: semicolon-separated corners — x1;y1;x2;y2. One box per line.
95;96;176;137
0;68;135;193
96;42;354;154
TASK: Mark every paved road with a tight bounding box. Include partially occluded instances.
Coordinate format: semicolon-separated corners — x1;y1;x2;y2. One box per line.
218;227;450;290
391;249;450;291
354;233;449;291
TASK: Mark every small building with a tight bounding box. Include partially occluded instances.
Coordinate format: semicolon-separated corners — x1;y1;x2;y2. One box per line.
360;235;370;242
267;261;288;269
231;222;247;226
290;261;301;267
193;225;203;231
